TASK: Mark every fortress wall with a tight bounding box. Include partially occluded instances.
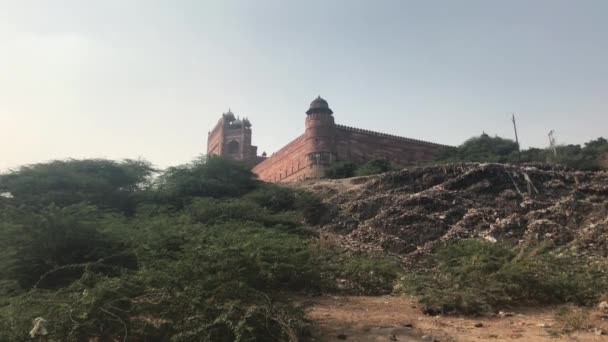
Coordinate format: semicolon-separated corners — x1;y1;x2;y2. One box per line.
334;125;446;166
207;122;223;156
252;134;312;182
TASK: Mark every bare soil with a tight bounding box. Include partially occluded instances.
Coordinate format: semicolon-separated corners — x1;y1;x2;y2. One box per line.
301;295;608;342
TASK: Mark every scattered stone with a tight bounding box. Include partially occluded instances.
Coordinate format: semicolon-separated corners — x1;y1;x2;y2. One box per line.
498;311;514;318
337;333;347;340
29;317;48;338
474;322;483;328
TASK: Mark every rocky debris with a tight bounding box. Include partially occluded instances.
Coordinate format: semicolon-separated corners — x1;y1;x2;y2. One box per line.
29;317;48;338
305;163;608;264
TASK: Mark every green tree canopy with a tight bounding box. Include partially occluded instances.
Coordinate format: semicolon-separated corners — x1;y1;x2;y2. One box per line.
153;155;258;206
436;134;608;170
0;159;155;213
437;133;519;163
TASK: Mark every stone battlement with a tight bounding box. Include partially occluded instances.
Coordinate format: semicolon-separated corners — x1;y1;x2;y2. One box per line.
335;124;448;148
207;96;448;182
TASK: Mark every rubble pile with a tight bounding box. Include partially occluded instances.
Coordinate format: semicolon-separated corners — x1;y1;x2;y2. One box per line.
312;163;608;264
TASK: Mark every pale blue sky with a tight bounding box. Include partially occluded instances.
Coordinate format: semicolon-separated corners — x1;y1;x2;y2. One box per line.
1;0;606;170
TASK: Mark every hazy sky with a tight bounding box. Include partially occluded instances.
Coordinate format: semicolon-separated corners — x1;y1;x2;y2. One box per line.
1;0;607;170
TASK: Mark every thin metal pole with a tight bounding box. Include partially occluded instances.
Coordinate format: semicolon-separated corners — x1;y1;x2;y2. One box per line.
512;113;521;162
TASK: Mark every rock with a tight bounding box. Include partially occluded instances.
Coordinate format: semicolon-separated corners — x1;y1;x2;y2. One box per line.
389;334;397;341
474;322;483;328
594;328;604;336
498;311;514;318
598;301;608;312
401;323;414;328
337;333;347;340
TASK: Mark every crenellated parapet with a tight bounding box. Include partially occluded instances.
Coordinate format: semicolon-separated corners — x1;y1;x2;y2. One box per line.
208;96;450;183
335;124;449;148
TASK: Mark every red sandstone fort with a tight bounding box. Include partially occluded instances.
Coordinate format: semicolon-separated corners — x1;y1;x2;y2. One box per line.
207;96;446;182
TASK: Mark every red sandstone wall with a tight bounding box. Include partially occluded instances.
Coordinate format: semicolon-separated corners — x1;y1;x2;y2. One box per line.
251;124;447;183
207;122;223;156
334;125;444;165
252;134;313;182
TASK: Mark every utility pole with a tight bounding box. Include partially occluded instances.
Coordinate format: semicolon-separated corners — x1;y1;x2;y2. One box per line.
548;130;557;157
512;113;521;162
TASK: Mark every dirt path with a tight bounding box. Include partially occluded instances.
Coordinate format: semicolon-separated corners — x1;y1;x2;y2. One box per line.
301;295;607;342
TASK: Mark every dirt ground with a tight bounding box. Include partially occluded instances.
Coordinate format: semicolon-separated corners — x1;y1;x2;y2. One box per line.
301;295;608;342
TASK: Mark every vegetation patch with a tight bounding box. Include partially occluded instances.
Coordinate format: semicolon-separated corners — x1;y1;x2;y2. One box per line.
401;239;608;315
0;156;400;341
436;134;608;171
325;159;394;179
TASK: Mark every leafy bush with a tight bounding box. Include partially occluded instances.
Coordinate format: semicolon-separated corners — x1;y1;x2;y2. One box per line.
0;204;129;289
436;134;519;163
402;240;608;315
355;159;393;176
0;159;154;214
0;155;391;341
314;248;402;295
437;134;608;170
324;159;394;179
153;155;257;206
552;305;592;333
325;162;359;179
245;183;297;212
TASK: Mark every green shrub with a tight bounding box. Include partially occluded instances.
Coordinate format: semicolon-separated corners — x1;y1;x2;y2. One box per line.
0;155;404;341
401;240;608;315
0;204;129;289
313;246;402;295
355;159;393;176
436;134;608;170
324;160;394;179
245;184;296;211
552;305;592;333
153;155;257;206
0;159;155;214
325;162;359;179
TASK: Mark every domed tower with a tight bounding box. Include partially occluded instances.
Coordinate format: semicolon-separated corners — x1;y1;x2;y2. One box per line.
305;96;336;177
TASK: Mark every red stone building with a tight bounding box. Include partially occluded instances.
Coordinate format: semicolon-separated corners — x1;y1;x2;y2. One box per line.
206;110;265;166
207;97;447;182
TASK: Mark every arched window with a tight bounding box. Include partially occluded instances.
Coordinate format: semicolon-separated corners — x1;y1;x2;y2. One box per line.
227;140;239;154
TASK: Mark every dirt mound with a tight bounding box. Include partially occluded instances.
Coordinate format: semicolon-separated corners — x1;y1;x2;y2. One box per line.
301;163;608;264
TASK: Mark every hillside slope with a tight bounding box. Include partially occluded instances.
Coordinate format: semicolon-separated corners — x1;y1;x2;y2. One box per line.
298;163;608;265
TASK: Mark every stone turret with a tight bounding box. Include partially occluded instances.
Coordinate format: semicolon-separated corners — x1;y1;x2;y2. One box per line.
207;109;263;166
304;96;336;177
